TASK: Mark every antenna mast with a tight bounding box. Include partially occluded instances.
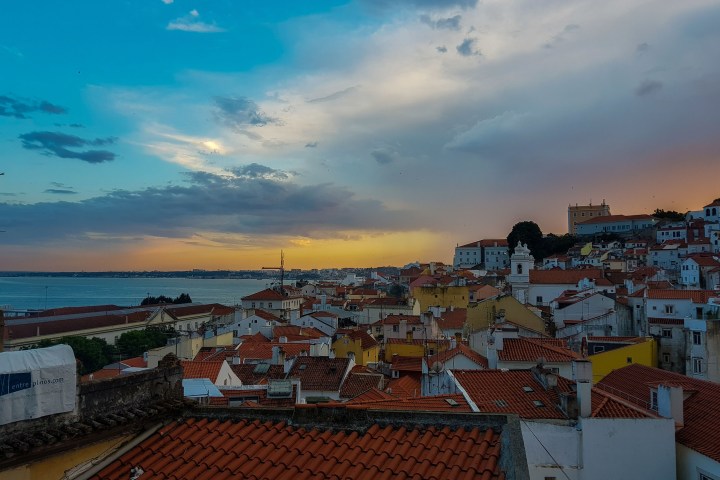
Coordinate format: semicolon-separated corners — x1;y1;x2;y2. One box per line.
262;250;285;295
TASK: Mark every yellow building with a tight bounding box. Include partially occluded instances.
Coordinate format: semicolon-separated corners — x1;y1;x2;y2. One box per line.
384;338;453;362
332;330;379;366
466;295;546;335
579;242;594;256
568;201;610;234
587;337;657;383
411;284;470;311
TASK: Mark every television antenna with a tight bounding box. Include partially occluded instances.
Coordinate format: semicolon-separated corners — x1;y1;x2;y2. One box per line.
262;250;285;295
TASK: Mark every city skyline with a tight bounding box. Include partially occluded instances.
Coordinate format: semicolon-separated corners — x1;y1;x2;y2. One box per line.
1;0;719;271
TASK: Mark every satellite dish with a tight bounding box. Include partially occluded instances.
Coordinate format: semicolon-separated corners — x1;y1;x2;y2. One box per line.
431;361;444;373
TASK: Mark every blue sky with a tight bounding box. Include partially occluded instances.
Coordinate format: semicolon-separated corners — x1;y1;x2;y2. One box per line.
1;0;719;270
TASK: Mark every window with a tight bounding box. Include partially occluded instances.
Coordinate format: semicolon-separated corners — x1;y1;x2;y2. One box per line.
392;325;399;332
692;357;703;374
536;296;543;305
268;302;272;308
517;264;523;274
627;357;633;364
664;305;674;314
693;331;702;345
593;345;605;354
662;353;670;363
661;329;672;338
650;390;658;410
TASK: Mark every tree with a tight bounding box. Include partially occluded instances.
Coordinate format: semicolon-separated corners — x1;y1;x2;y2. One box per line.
140;293;192;306
653;209;685;222
543;233;578;258
388;284;404;299
507;221;545;259
115;328;172;358
28;336;114;375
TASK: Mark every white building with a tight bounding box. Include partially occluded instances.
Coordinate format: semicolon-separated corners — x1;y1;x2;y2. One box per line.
575;214;657;236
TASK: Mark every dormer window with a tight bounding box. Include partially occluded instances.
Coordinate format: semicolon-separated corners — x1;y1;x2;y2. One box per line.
650;389;658;410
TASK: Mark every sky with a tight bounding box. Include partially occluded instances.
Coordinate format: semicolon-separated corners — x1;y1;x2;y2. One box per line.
1;0;719;271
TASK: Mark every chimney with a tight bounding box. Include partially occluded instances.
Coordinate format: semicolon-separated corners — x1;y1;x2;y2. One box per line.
348;351;356;362
321;294;327;310
450;337;457;350
278;347;286;366
487;336;498;369
657;384;684;427
279;336;288;343
272;346;280;365
0;309;5;352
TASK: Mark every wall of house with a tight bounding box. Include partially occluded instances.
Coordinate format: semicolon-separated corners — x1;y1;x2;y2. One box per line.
677;443;720;480
497;360;573;380
2;434;135;480
580;418;676;480
588;339;657;383
146;335;205;367
707;319;720;383
411;285;470;311
521;421;580;480
466;297;545;333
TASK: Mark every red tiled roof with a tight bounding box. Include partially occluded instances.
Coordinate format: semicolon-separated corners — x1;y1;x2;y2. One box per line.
480;239;509;247
250;309;282;321
345;387;395;403
529;269;604;285
499;338;580;363
391;355;423;372
348;394;473;412
236;342;311;362
453;369;573;419
34;305;125;317
598;364;720;462
229;363;286;385
372;314;423;326
94;413;506;480
339;372;385;398
437;308;467;330
180;360;224;381
386;375;421;398
287;357;350;392
577;214;655;225
5;310;152;340
242;288;301;301
166;303;236;318
646;289;717;303
590;388;657;419
273;325;326;339
647;317;685;325
587;336;645;344
338;329;378;350
703;199;720;208
427;344;488;369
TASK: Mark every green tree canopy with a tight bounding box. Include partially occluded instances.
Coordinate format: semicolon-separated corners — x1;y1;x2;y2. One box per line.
507;221;545;259
115;328;172;358
140;293;192;306
653;208;685;222
30;336;113;375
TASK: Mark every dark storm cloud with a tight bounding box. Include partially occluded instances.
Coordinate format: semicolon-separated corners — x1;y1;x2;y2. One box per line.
44;189;77;195
420;14;461;30
0;166;420;246
213;96;279;128
635;80;663;96
18;131;117;163
0;95;67;119
371;149;395;165
456;38;481;56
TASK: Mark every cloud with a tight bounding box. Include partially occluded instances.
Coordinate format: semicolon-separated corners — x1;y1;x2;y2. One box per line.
305;141;318;148
167;11;225;33
436;46;447;53
214;96;280;129
44;189;77;195
363;0;477;10
543;24;580;49
635;80;663;96
18;131;117;163
161;0;173;4
0;95;67;119
371;149;396;165
456;38;481;56
0;166;420;246
420;14;462;30
307;86;359;103
636;42;650;54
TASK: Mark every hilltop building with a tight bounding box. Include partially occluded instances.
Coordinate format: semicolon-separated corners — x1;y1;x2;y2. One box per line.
568;201;611;234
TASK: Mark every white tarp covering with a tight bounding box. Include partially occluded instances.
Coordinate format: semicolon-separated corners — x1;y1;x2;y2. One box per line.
0;344;77;425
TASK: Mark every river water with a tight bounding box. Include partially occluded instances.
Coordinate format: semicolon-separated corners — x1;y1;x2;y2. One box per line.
0;277;273;311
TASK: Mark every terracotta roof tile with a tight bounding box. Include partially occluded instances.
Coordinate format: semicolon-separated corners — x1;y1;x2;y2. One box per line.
529;268;604;285
273;325;326;340
180;360;225;381
93;412;509;480
427;344;488;369
437;308;467;330
647;289;718;303
340;372;385;398
242;288;302;301
230;363;286;385
498;338;580;363
236;342;311;363
287;357;350;392
598;364;720;462
391;356;423;372
347;394;472;412
453;369;573;419
386;375;421;398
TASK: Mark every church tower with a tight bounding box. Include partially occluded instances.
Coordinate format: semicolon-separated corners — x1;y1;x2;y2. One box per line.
508;242;534;304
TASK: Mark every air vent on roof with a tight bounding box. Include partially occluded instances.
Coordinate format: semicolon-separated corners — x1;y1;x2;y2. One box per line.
299;364;307;370
495;400;508;407
533;400;545;408
267;379;293;398
523;386;534;393
445;398;459;407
